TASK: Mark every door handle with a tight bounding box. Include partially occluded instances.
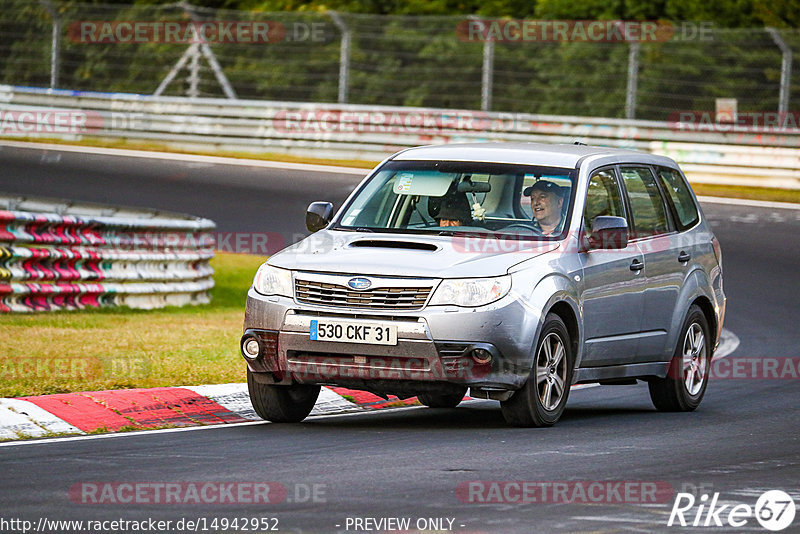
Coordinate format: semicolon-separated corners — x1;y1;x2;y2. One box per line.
630;259;644;272
678;251;691;263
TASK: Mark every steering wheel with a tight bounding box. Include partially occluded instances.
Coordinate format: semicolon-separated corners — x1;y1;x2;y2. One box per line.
502;223;543;234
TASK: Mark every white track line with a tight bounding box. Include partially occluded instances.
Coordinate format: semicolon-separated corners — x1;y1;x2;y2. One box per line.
3;140;799;209
0;405;425;449
0;140;369;175
715;328;740;359
697;195;800;210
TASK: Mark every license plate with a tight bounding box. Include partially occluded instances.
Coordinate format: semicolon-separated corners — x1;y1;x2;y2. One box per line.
310;320;397;346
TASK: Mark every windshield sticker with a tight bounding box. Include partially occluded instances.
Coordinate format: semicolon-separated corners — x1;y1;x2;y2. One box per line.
394;174;414;193
392;171;454;196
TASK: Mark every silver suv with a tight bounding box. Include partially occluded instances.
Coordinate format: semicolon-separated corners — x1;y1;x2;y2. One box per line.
241;143;725;427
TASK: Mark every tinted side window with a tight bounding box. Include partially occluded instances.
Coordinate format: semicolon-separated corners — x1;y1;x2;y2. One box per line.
584;168;625;234
656;166;699;230
620;167;670;238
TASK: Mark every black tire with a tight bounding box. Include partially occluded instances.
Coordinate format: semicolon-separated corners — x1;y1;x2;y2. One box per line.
247;369;320;423
648;305;711;412
417;388;468;408
501;313;573;427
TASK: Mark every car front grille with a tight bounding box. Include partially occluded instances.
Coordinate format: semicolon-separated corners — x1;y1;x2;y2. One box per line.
295;279;432;310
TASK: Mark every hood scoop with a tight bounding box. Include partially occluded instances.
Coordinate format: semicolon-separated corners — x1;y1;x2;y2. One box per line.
349;239;439;252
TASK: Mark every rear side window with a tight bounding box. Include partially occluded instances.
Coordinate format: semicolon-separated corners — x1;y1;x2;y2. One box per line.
620;167;670;238
656;166;699;230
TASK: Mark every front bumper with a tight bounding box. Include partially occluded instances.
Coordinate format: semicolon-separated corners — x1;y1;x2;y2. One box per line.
242;287;538;394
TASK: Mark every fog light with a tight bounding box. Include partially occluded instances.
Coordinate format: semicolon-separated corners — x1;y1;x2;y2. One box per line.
243;337;260;359
471;349;492;364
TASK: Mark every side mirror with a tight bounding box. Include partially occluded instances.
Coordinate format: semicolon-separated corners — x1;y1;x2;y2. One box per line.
306;201;333;233
587;216;628;250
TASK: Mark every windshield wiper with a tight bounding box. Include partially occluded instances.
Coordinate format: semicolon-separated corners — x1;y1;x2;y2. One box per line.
437;229;488;236
335;226;374;232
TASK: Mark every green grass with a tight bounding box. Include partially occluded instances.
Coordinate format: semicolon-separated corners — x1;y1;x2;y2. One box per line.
690;183;800;204
0;253;267;398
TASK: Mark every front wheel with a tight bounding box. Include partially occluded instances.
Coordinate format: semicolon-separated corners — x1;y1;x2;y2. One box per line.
501;313;573;427
417;387;468;408
648;305;711;412
247;369;320;423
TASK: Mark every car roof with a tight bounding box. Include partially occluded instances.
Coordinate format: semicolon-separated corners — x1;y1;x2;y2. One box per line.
390;142;664;169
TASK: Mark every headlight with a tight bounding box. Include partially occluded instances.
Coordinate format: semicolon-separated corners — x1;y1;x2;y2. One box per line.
252;264;293;297
429;276;511;307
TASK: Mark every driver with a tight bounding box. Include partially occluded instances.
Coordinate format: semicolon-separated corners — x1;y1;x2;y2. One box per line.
523;180;566;236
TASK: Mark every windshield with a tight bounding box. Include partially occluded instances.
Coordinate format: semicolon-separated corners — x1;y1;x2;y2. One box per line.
335;160;576;239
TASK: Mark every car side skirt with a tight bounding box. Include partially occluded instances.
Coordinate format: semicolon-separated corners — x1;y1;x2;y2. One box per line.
573;361;668;384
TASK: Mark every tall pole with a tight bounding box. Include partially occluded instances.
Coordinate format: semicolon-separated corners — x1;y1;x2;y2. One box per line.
39;0;60;89
625;41;640;120
329;11;350;104
468;16;493;112
767;27;792;116
481;37;494;112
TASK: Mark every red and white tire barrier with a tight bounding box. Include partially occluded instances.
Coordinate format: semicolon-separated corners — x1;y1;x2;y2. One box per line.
1;330;738;442
0;384;422;442
0;194;215;312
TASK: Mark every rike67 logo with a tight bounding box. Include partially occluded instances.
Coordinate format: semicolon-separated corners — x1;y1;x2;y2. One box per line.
668;490;796;531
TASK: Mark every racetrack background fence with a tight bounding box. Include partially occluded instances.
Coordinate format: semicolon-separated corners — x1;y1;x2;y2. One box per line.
1;2;799;121
0;193;215;313
2;85;799;188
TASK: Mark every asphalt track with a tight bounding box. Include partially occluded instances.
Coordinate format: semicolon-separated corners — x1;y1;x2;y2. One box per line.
1;143;799;533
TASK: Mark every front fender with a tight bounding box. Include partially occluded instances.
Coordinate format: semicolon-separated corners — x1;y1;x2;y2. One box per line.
520;272;582;372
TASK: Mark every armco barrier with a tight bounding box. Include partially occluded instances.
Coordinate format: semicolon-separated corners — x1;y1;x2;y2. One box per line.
0;194;215;313
1;85;799;188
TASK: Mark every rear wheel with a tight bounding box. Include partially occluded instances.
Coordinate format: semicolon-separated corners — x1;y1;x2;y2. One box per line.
247;369;320;423
417;387;468;408
501;313;573;427
648;305;711;412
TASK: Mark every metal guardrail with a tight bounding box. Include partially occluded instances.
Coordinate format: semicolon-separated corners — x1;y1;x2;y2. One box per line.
0;193;215;313
1;85;799;188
